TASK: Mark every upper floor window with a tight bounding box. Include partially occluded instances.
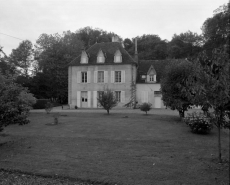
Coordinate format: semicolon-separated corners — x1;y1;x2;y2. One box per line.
80;51;88;64
98;71;104;83
115;71;121;83
81;72;87;83
97;50;105;63
114;50;122;63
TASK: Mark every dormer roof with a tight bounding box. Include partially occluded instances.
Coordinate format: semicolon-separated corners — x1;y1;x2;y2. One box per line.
137;59;185;83
69;42;136;66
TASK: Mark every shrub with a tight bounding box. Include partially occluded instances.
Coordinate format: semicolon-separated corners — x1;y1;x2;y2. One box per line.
184;111;213;134
45;102;53;114
33;99;50;109
97;89;118;115
75;106;78;109
140;103;152;115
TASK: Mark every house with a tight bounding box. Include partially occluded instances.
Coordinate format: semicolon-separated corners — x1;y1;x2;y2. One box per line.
68;36;170;109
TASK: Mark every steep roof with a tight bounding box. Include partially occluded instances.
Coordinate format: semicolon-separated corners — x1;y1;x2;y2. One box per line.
69;42;136;66
137;59;185;83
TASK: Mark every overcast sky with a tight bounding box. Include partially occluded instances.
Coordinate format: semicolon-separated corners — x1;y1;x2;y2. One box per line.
0;0;228;55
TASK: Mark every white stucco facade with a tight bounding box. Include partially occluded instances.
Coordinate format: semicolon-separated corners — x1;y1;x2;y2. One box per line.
136;83;165;108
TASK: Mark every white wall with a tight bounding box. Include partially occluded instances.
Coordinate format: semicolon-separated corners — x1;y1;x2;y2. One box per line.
136;83;165;108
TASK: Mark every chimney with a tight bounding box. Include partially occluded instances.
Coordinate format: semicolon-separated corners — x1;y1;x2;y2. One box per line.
134;37;138;64
112;35;119;42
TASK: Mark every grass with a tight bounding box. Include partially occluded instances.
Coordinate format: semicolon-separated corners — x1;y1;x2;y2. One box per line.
0;111;229;185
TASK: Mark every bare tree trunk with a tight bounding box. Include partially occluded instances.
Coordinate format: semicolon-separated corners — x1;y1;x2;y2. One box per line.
107;109;109;115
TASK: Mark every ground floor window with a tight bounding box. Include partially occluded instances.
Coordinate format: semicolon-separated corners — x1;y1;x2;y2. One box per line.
115;91;121;102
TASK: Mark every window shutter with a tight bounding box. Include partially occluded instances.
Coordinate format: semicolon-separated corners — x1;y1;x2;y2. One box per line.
104;71;108;83
77;91;81;107
111;71;114;83
87;71;91;83
121;91;125;103
94;71;97;83
87;91;91;107
93;91;97;108
154;75;156;82
77;71;81;83
122;70;125;83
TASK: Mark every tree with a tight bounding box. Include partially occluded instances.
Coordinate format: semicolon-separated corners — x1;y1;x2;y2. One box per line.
9;40;34;77
189;49;230;162
140;103;152;115
124;35;168;60
202;3;230;56
168;31;203;59
97;89;118;115
76;26;121;48
0;72;36;132
34;32;84;103
161;60;194;117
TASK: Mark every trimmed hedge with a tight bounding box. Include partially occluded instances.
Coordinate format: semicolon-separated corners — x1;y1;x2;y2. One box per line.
33;99;50;109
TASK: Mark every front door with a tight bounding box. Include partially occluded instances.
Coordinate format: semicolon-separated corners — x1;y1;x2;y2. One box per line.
81;91;88;108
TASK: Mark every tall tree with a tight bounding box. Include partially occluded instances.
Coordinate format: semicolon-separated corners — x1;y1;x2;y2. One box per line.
9;40;34;76
161;60;194;117
202;3;230;56
34;32;84;102
168;31;203;59
76;26;121;48
189;49;230;162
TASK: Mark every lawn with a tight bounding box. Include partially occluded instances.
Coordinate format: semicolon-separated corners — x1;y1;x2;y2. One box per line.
0;110;229;185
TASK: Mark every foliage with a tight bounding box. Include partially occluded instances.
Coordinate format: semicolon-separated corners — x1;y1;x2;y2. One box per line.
33;99;50;109
124;35;168;60
97;89;118;114
76;26;121;48
35;32;84;103
189;48;230;162
161;60;194;117
140;103;152;115
184;112;213;134
45;102;53;114
9;40;34;76
168;31;203;59
0;73;36;132
202;3;230;56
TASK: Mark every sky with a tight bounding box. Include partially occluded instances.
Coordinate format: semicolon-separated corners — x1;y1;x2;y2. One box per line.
0;0;228;56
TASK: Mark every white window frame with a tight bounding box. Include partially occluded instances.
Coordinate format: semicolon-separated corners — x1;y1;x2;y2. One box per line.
115;71;121;83
115;91;121;102
97;71;104;83
81;71;87;83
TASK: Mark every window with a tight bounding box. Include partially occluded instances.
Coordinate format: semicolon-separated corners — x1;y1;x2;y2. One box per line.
114;50;122;63
98;71;104;83
115;71;121;83
115;55;121;63
141;75;146;79
81;57;87;63
97;56;104;63
115;91;121;102
81;72;87;83
149;75;154;82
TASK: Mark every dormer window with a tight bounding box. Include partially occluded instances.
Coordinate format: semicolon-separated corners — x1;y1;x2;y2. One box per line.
146;65;157;83
97;50;105;63
114;50;122;63
80;51;88;64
